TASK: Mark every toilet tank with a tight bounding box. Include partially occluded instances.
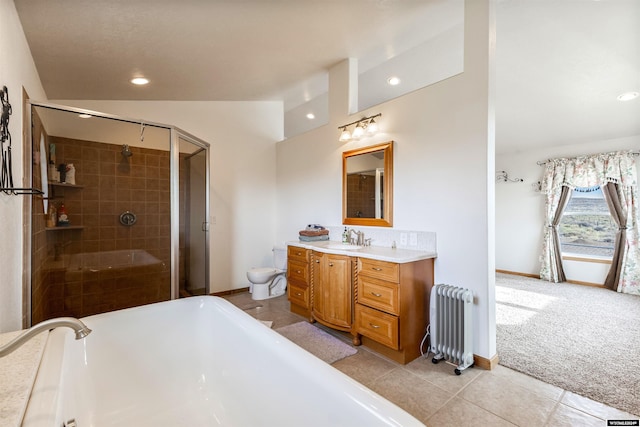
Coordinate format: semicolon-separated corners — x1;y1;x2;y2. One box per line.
273;245;287;270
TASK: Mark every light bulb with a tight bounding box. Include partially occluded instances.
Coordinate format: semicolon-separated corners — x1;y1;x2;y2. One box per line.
387;76;401;86
339;128;352;142
352;123;365;139
130;77;149;85
617;91;639;101
366;118;379;135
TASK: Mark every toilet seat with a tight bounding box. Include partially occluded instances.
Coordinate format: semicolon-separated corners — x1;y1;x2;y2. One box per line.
247;267;284;284
249;267;283;275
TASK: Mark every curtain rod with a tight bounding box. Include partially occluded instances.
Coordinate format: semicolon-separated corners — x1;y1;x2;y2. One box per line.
536;151;640;166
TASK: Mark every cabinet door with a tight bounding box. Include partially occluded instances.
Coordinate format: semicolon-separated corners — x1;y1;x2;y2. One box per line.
323;254;352;328
311;251;325;320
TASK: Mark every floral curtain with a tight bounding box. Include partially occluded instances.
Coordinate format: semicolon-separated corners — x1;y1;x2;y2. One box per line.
540;186;571;282
539;150;640;295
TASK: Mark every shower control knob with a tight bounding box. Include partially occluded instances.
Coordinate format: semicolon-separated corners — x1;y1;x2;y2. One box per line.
119;211;137;226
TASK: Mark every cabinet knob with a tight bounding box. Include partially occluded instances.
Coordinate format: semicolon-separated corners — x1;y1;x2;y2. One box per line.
329;263;334;267
296;270;302;274
371;292;382;297
296;252;302;255
315;260;320;263
372;267;383;271
369;323;380;329
296;292;302;296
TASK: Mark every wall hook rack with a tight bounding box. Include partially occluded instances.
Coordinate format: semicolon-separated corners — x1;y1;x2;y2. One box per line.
495;170;523;183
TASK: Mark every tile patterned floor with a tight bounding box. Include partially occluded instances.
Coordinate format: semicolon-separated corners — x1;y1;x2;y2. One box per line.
223;292;639;426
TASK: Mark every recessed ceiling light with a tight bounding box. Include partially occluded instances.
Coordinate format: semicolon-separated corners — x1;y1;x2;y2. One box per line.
78;114;92;119
130;77;149;85
306;113;315;120
387;76;401;86
617;91;639;101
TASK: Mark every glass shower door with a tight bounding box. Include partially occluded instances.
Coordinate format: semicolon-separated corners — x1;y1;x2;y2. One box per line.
27;101;211;327
178;136;209;297
28;103;174;324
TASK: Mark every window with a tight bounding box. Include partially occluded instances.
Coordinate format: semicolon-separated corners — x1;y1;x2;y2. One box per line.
558;187;615;257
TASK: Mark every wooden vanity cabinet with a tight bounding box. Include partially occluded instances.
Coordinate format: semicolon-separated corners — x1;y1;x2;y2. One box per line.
287;243;434;365
311;251;353;331
287;246;311;319
354;257;434;364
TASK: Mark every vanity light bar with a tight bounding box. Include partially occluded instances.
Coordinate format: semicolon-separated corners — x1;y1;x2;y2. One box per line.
337;113;382;142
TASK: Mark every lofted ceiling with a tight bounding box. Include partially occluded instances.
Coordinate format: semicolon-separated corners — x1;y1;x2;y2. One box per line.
14;0;640;154
495;0;640;154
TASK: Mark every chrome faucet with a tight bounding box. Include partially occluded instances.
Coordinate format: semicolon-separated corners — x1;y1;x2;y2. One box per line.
0;317;92;358
348;229;365;246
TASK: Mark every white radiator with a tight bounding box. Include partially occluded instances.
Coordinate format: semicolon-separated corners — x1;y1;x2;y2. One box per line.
429;284;474;375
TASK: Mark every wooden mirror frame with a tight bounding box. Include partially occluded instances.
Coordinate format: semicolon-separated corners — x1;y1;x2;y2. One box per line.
342;141;393;227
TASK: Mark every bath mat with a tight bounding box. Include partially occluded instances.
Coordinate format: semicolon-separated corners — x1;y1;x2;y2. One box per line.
275;322;357;364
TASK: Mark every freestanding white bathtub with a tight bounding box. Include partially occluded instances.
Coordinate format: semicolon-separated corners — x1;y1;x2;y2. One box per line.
23;296;423;426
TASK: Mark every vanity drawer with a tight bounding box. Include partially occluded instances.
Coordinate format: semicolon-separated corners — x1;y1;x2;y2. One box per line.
288;282;309;308
359;258;399;283
355;304;399;350
288;260;309;283
358;276;399;315
288;246;310;263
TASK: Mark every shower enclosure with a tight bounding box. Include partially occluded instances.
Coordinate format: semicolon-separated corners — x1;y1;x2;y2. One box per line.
25;102;210;326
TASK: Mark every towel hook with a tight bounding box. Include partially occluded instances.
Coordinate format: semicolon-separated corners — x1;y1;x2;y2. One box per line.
496;170;523;183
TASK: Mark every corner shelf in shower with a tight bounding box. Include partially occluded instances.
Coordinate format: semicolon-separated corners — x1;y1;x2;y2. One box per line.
45;226;85;231
44;182;84;200
49;182;84;189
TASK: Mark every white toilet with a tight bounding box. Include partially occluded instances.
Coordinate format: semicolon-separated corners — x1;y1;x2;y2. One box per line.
247;245;287;300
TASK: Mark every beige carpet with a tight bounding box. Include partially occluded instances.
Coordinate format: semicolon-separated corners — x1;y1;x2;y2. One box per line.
496;273;640;416
276;322;357;364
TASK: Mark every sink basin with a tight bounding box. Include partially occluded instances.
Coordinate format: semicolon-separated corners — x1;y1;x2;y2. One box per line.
325;244;363;250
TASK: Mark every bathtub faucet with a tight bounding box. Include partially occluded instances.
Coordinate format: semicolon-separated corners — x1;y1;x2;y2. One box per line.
0;317;92;358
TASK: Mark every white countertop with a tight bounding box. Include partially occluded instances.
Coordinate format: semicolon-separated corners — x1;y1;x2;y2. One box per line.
0;330;47;427
287;240;437;263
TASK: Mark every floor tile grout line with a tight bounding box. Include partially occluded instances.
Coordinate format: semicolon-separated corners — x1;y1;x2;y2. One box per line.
542;394;564;427
455;370;562;427
394;363;480;420
422;368;522;427
426;395;519;427
557;392;616;422
493;365;566;403
499;370;627;421
544;391;615;425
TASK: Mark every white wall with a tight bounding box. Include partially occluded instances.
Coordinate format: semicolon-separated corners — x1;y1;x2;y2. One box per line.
496;134;640;283
52;100;283;294
276;0;497;360
0;0;47;332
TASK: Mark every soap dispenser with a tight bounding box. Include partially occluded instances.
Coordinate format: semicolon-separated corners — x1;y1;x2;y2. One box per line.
342;227;348;243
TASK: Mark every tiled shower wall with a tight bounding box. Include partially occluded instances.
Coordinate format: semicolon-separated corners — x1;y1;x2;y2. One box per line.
32;137;172;323
346;173;377;218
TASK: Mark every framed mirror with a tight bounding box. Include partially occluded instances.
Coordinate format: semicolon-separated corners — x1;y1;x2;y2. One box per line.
343;141;393;227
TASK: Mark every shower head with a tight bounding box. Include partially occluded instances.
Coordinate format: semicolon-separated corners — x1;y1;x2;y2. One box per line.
121;144;133;158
